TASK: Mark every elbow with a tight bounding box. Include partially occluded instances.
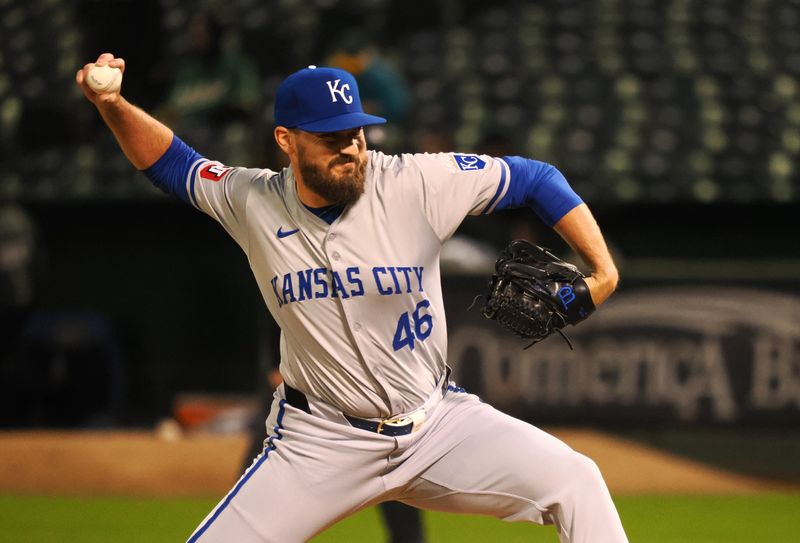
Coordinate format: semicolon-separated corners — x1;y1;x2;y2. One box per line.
607;260;620;286
609;266;620;293
591;262;619;306
602;263;620;298
601;256;620;286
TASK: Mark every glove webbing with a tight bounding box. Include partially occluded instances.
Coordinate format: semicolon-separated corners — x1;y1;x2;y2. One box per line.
485;280;574;350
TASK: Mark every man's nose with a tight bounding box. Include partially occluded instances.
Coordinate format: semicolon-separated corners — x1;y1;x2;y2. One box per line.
341;137;361;156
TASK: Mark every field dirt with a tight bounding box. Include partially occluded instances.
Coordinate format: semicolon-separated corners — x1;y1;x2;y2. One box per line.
0;428;792;497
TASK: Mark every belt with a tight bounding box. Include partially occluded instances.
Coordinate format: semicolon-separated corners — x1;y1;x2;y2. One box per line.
343;412;423;437
284;383;311;414
283;381;444;437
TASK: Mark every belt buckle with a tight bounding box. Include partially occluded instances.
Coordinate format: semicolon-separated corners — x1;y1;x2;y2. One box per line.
376;409;427;435
409;409;426;433
377;416;410;434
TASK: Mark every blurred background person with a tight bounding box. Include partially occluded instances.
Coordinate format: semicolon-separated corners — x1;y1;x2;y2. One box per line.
0;204;40;426
327;31;411;123
155;11;261;165
327;30;411;151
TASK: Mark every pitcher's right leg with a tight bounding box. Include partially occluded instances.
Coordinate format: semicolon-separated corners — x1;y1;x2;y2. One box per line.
187;399;393;543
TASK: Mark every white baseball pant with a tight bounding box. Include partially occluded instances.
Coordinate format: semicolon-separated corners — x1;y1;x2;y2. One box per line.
187;383;628;543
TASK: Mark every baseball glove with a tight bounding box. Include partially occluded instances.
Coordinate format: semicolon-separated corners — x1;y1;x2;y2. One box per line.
479;240;595;349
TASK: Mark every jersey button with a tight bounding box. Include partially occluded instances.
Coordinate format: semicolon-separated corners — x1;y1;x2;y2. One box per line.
332;251;341;261
328;233;336;241
353;322;362;332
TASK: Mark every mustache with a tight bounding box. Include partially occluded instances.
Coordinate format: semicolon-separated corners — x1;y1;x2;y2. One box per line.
329;156;358;168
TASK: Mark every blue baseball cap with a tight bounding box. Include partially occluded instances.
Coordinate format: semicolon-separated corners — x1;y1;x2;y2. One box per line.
274;65;387;132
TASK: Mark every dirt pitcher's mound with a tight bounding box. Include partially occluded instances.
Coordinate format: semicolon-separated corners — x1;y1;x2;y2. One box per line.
556;429;793;494
0;430;249;497
0;429;790;497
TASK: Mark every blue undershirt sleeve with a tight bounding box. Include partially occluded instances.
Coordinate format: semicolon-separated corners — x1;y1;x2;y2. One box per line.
493;156;583;227
142;135;205;204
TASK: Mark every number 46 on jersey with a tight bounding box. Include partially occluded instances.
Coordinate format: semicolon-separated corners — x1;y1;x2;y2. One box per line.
392;299;433;351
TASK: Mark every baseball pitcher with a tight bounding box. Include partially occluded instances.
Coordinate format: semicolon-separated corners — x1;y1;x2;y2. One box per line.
77;53;627;542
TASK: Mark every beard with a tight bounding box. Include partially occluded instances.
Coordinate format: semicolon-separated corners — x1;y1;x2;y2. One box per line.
297;150;367;207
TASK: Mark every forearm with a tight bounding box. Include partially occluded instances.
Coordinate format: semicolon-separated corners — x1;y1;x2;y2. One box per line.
96;97;173;170
553;203;619;305
491;157;618;304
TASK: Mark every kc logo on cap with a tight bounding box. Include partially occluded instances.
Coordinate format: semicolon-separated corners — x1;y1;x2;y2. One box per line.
326;79;353;104
274;65;386;133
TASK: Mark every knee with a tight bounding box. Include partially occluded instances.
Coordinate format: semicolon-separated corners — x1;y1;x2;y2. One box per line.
503;449;610;524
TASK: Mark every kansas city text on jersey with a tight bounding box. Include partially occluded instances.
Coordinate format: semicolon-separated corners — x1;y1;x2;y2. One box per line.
270;266;426;307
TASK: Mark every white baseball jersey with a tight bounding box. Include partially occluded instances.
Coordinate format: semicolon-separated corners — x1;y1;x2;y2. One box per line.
184;151;509;418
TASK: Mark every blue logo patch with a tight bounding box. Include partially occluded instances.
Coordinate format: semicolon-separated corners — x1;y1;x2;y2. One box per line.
558;286;576;310
453;154;486;171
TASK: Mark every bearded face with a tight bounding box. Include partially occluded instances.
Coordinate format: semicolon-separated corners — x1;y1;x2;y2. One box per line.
294;130;368;207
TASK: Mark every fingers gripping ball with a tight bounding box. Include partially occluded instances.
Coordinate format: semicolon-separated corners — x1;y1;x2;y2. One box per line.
87;63;122;94
480;240;596;349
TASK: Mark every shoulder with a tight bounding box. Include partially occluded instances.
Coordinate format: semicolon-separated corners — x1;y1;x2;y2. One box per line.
368;150;470;177
239;166;285;194
367;150;404;173
194;162;282;202
195;161;275;184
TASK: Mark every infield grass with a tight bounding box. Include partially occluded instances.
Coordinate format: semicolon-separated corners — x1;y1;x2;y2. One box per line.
2;494;799;542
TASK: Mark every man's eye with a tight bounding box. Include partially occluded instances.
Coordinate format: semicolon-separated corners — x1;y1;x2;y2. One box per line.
319;131;358;143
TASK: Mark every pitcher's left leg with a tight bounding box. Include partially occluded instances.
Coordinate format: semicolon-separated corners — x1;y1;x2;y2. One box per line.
400;393;627;543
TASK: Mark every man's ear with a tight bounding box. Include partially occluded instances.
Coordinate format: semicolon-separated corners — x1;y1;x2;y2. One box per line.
274;126;294;155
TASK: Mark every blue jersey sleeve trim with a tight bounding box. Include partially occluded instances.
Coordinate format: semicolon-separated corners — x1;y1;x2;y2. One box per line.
482;158;509;214
142;135;205;205
187;159;204;208
493;156;583;227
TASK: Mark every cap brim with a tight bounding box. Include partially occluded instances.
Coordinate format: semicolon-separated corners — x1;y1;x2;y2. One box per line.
295;112;387;133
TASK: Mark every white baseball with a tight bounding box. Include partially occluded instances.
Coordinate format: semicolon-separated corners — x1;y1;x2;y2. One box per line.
87;63;122;94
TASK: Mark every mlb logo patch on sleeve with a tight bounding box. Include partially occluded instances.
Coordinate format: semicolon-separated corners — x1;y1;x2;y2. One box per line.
199;163;232;182
453;154;486;171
